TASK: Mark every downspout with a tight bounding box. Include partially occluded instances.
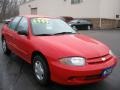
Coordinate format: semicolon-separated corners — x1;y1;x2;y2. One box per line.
99;18;102;30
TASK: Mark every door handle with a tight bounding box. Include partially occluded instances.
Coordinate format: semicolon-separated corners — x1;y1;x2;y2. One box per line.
9;34;13;37
8;33;13;38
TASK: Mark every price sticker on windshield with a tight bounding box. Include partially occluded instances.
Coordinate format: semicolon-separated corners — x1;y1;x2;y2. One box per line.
32;18;49;24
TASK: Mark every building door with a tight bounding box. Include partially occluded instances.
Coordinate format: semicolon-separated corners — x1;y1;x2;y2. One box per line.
31;8;37;15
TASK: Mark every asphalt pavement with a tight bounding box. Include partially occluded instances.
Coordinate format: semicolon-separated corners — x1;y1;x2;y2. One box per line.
0;24;120;90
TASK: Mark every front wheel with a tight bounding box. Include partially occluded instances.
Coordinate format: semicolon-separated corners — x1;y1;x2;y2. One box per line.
88;25;91;30
2;38;11;55
33;55;50;86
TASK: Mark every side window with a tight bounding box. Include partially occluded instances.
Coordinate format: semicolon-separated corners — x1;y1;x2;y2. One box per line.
9;17;22;30
17;17;28;32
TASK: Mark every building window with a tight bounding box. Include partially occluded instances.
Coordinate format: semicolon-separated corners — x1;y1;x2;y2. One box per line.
71;0;83;4
31;8;37;15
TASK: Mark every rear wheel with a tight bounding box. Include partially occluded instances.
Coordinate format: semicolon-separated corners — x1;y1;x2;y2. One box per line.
33;54;50;86
2;38;11;55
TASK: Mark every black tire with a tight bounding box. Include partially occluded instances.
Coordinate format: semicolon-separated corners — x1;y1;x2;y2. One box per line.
2;38;11;55
32;54;50;86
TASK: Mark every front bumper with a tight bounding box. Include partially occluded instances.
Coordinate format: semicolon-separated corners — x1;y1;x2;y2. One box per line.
49;56;117;85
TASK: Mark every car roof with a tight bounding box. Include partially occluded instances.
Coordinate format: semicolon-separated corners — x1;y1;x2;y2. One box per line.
20;15;55;19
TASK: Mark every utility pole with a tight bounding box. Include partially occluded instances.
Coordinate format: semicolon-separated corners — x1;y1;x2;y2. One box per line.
115;14;119;28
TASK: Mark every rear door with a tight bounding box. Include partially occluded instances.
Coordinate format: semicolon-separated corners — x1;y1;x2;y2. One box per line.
4;16;22;52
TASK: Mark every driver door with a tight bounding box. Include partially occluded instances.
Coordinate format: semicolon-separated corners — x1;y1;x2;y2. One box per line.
14;17;32;62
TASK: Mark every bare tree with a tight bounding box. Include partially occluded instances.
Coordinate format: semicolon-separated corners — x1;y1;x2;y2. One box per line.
5;0;19;18
0;0;9;20
0;0;29;22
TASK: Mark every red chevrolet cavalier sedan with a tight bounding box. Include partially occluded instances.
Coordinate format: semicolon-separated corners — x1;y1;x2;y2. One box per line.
1;15;117;85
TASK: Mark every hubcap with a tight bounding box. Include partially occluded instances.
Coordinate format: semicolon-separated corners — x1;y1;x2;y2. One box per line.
72;26;77;30
2;40;7;52
88;26;90;30
34;61;44;80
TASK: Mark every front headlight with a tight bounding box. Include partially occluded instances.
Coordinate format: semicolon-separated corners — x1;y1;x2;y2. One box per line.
60;57;86;66
109;50;115;56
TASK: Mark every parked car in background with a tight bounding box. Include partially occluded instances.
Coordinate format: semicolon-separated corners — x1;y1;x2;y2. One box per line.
3;17;14;25
1;15;117;86
59;16;73;23
68;19;93;30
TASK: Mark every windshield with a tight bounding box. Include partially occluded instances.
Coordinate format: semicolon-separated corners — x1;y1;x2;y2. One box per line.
79;20;90;23
70;20;90;23
31;18;76;36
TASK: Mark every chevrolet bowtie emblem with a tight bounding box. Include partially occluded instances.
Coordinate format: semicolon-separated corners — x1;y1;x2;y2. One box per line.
101;57;106;61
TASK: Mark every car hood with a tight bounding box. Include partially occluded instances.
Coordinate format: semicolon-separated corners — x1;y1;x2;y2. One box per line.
33;34;109;59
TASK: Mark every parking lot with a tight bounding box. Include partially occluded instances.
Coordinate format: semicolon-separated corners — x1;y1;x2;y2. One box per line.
0;23;120;90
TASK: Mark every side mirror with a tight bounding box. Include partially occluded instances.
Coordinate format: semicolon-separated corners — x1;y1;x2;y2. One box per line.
18;30;28;36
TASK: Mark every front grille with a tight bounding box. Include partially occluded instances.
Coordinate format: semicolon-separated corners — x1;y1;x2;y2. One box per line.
87;54;112;64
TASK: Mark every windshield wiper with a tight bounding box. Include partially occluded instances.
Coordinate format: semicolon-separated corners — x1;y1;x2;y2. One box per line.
54;32;76;35
35;34;54;36
35;32;76;36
